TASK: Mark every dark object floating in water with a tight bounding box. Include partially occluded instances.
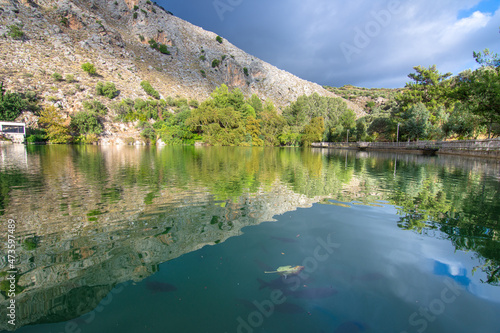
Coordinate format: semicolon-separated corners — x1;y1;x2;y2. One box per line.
146;280;177;293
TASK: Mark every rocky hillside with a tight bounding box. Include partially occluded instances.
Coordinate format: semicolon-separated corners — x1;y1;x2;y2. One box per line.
0;0;361;142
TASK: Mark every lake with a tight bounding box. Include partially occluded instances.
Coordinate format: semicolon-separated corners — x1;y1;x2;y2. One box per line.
0;145;499;333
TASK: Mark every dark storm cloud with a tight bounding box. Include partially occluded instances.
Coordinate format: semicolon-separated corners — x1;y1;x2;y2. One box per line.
157;0;500;88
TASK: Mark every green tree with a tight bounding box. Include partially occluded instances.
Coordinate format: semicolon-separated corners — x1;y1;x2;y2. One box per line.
396;65;453;112
443;102;481;139
0;84;38;121
457;66;500;138
38;106;71;143
245;116;263;146
401;103;431;141
248;94;263;117
302;117;325;146
71;110;103;135
260;101;285;146
474;48;500;68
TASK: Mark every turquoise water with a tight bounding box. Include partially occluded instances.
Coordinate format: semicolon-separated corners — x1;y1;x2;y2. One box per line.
0;146;499;333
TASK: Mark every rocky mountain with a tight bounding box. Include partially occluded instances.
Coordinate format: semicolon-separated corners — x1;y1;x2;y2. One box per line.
0;0;361;141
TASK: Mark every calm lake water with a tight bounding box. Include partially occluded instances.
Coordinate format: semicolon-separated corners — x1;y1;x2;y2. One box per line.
0;145;499;333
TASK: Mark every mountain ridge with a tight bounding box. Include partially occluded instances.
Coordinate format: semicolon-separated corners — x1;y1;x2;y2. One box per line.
0;0;362;143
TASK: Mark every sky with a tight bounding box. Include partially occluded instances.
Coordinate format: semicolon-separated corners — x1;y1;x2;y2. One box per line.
156;0;500;88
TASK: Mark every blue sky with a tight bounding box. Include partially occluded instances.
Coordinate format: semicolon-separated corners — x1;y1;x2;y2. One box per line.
156;0;500;88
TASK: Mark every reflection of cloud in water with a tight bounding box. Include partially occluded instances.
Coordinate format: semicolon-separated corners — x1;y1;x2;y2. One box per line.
433;260;471;288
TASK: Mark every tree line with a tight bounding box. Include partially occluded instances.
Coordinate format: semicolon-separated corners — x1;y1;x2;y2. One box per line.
359;48;500;142
1;46;498;145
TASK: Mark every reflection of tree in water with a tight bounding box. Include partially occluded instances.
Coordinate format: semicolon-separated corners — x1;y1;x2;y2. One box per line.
388;169;500;286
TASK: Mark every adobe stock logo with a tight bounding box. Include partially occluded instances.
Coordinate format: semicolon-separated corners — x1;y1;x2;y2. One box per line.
400;278;464;333
340;0;403;64
213;0;243;21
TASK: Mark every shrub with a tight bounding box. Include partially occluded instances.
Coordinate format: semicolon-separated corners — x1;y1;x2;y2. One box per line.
8;25;25;40
23;237;38;250
133;12;138;19
216;35;223;44
140;81;160;99
141;9;147;15
146;0;152;4
26;133;47;143
139;34;145;42
158;44;170;55
189;99;199;108
212;59;220;68
200;70;206;78
52;72;63;82
0;86;39;121
199;55;206;61
83;100;108;115
134;5;139;10
148;38;158;49
71;110;103;135
243;67;249;76
96;81;118;99
65;74;75;83
81;62;97;75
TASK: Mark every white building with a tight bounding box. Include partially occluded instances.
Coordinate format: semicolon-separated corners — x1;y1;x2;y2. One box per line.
0;122;26;144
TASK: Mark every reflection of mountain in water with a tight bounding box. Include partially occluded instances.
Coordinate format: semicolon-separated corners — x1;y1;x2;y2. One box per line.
0;146;328;330
0;146;499;330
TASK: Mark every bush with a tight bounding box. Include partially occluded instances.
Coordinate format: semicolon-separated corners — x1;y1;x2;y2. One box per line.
200;70;206;78
0;85;39;121
212;59;220;68
158;44;170;55
26;133;47;143
52;72;63;82
216;35;223;44
81;63;97;75
243;67;249;76
137;121;156;143
134;5;139;10
199;55;206;61
133;12;138;19
83;100;108;115
96;81;118;99
140;81;160;99
71;110;103;135
8;25;24;40
139;34;145;42
65;74;75;83
148;38;158;49
189;99;199;108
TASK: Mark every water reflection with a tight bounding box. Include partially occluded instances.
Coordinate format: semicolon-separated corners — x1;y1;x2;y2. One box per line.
0;146;498;331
